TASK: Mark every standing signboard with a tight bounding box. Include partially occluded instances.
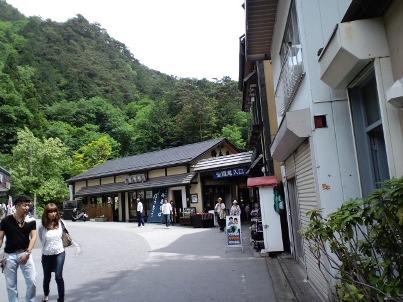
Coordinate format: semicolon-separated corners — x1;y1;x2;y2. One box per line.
225;215;243;252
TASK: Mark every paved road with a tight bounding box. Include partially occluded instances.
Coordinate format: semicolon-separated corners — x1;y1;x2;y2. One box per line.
0;221;277;302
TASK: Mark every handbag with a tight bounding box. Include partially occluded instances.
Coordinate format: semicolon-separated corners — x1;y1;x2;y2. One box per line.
0;252;5;273
61;220;73;248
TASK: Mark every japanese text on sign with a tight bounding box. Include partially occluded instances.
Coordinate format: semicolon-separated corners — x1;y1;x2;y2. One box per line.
213;167;247;179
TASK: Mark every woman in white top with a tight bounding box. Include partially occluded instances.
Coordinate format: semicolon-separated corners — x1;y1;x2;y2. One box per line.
230;200;241;216
38;203;65;302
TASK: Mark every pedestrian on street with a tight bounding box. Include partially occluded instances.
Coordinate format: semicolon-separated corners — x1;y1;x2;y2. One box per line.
0;203;5;219
245;204;250;221
137;198;145;227
230;200;241;216
170;200;176;226
161;198;172;228
0;195;37;302
38;203;66;302
214;197;226;232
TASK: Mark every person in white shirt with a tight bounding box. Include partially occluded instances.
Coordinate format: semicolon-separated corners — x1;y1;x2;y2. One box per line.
38;203;65;302
230;200;241;216
136;199;145;227
161;198;172;228
214;197;226;232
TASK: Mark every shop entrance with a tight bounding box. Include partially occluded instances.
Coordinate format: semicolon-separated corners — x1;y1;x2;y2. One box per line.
172;190;182;224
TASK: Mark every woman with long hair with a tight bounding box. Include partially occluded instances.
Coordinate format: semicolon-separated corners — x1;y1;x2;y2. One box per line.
38;203;65;302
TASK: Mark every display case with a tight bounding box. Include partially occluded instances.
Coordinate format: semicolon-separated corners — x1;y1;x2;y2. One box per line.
179;207;196;225
191;213;214;228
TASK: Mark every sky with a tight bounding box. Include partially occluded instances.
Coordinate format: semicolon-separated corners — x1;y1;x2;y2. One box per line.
7;0;245;81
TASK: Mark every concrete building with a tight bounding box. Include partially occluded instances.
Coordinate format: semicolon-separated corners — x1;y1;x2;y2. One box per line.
0;166;11;194
239;0;403;300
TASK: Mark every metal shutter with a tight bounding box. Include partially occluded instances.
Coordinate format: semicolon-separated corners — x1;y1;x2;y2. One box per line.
295;140;329;300
285;154;296;179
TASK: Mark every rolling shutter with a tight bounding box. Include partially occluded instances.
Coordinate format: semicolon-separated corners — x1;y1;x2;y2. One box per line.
295;140;329;300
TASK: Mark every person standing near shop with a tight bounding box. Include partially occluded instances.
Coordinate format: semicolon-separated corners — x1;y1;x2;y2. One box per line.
244;204;250;221
137;198;145;227
39;203;66;302
214;197;226;232
161;198;172;228
230;200;241;216
0;195;37;302
170;200;176;226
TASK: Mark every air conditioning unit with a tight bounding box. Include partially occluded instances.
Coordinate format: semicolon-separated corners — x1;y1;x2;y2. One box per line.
319;18;389;89
5;182;11;189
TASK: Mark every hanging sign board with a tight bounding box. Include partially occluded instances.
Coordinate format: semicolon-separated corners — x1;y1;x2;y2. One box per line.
225;215;243;252
213;167;248;179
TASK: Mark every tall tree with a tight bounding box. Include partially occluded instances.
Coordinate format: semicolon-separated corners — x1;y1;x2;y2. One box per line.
72;135;114;175
10;128;71;207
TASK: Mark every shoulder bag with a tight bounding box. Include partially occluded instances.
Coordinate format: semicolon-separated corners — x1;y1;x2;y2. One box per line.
61;220;73;248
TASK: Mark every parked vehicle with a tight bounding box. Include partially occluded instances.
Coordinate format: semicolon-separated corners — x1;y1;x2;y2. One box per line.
71;208;88;222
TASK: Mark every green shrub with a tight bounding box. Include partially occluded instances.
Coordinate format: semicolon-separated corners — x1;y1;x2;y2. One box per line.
302;178;403;301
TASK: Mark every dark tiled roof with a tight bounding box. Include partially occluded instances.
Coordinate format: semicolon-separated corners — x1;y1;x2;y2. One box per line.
74;173;196;197
68;138;231;182
194;151;253;172
0;166;11;175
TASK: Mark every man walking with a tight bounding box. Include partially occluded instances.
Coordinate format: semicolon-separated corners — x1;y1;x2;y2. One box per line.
161;198;172;228
0;195;37;302
214;197;226;232
137;198;145;227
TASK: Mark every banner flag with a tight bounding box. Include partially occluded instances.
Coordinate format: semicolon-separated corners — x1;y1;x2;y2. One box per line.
8;195;13;215
148;188;168;223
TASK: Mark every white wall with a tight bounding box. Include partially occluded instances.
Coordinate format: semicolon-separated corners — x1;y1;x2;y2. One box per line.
312;101;361;215
376;58;403;178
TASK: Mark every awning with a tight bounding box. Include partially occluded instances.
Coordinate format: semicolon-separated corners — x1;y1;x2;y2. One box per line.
246;154;263;174
74;173;196;197
244;0;279;61
193;152;252;172
247;176;277;188
270;109;311;162
318;18;389;89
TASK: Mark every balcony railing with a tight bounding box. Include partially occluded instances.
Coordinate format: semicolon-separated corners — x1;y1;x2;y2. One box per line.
275;44;305;117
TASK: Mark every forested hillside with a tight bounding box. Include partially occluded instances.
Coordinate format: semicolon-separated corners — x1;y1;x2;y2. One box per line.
0;2;248;204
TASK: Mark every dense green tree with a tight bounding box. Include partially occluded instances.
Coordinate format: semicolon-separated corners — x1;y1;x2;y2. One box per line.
9;128;71;208
131;99;177;153
72;135;114;175
0;2;248;177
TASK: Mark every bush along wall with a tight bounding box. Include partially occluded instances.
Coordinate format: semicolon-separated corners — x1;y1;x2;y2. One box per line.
302;177;403;302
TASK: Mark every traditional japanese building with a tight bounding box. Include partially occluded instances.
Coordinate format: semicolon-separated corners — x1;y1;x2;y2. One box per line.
66;138;252;223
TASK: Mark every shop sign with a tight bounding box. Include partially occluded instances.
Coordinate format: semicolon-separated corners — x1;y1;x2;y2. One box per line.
126;173;147;184
148;188;168;223
213;167;248;179
225;215;243;252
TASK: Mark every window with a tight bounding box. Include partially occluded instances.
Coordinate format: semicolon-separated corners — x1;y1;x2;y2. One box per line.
275;0;305;117
349;66;389;197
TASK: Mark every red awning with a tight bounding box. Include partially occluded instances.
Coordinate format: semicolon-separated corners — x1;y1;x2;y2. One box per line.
247;176;278;188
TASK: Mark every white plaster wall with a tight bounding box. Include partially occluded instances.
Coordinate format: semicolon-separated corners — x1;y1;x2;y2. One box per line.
376;58;403;178
271;0;351;126
312;101;361;216
299;0;348;103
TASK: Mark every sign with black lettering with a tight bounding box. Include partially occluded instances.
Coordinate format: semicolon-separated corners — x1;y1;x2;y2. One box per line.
126;174;147;184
